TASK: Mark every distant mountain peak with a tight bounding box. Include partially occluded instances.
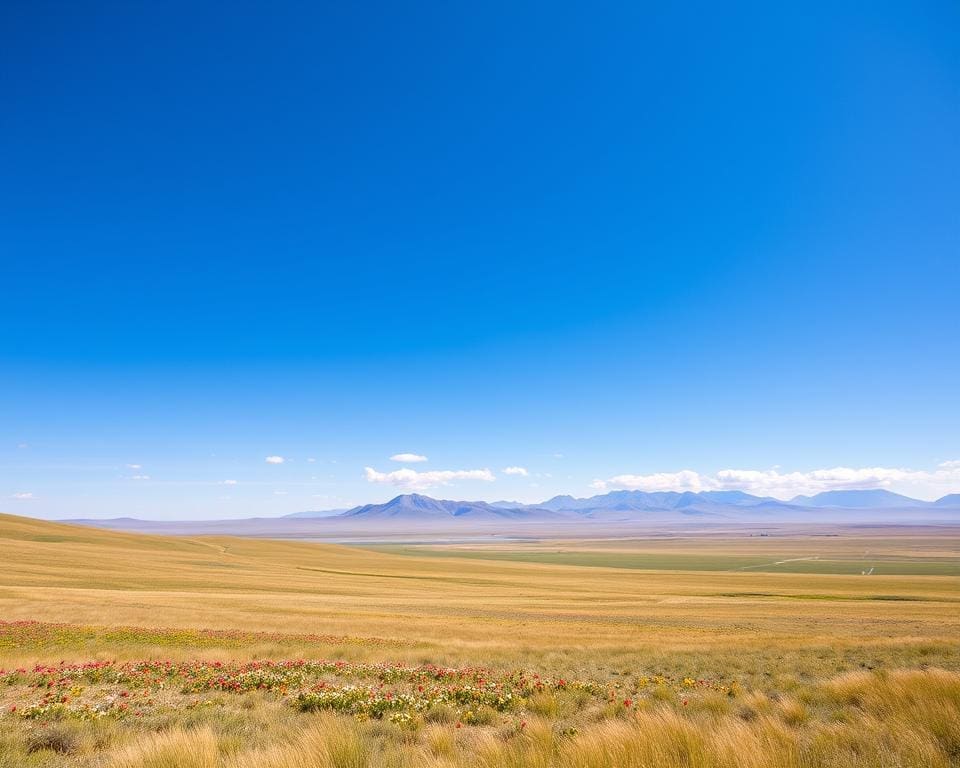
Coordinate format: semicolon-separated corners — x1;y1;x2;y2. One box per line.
338;494;567;521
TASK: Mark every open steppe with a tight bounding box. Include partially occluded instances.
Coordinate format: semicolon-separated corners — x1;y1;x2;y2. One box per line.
2;512;959;767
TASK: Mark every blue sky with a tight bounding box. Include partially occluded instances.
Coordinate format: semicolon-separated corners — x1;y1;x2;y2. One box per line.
2;2;958;519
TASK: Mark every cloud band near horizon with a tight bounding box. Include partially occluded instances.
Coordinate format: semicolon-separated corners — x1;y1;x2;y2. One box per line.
358;459;960;499
591;461;960;498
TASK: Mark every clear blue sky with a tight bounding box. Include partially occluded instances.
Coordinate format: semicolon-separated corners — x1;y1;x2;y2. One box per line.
2;2;958;519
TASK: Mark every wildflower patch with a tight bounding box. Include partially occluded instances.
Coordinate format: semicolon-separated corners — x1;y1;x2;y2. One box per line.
1;655;735;728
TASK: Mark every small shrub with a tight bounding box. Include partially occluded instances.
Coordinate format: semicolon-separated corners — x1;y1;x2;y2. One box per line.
26;724;81;754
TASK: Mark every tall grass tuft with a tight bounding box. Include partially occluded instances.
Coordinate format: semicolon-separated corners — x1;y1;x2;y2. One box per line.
230;714;369;768
108;728;219;768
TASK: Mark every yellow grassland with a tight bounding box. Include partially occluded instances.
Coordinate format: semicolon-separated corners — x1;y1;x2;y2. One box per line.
1;512;958;767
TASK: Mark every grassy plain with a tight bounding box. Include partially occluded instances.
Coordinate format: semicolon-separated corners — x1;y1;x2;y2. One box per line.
1;512;959;766
365;530;960;575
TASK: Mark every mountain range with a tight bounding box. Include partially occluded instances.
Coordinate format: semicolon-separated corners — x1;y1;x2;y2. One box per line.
302;488;960;521
58;488;960;535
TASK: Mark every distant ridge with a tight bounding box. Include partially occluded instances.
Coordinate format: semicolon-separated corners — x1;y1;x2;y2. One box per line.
789;489;928;508
56;488;960;533
537;489;790;513
283;509;349;518
322;488;960;523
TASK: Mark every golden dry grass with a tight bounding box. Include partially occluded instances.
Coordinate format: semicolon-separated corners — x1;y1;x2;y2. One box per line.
1;512;958;766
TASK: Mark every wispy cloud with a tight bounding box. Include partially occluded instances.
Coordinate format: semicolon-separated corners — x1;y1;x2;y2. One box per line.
126;463;142;469
390;453;428;463
131;475;151;481
265;456;285;464
364;466;495;491
591;462;960;497
503;466;529;476
221;479;238;485
11;491;35;500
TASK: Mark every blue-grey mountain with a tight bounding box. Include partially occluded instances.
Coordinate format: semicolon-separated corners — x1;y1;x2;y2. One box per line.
789;489;929;508
59;489;960;535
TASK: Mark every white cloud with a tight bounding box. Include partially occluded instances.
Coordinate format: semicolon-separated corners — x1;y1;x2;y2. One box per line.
364;466;495;491
307;458;317;463
713;467;933;496
265;456;285;464
221;479;238;485
11;492;34;500
390;453;428;463
593;469;703;493
593;462;960;498
126;463;142;469
273;490;288;495
131;475;151;481
503;466;529;476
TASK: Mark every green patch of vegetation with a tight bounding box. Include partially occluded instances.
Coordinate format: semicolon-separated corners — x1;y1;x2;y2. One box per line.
361;546;960;576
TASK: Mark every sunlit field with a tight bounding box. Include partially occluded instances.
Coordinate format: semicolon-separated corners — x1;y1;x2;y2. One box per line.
2;512;959;767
